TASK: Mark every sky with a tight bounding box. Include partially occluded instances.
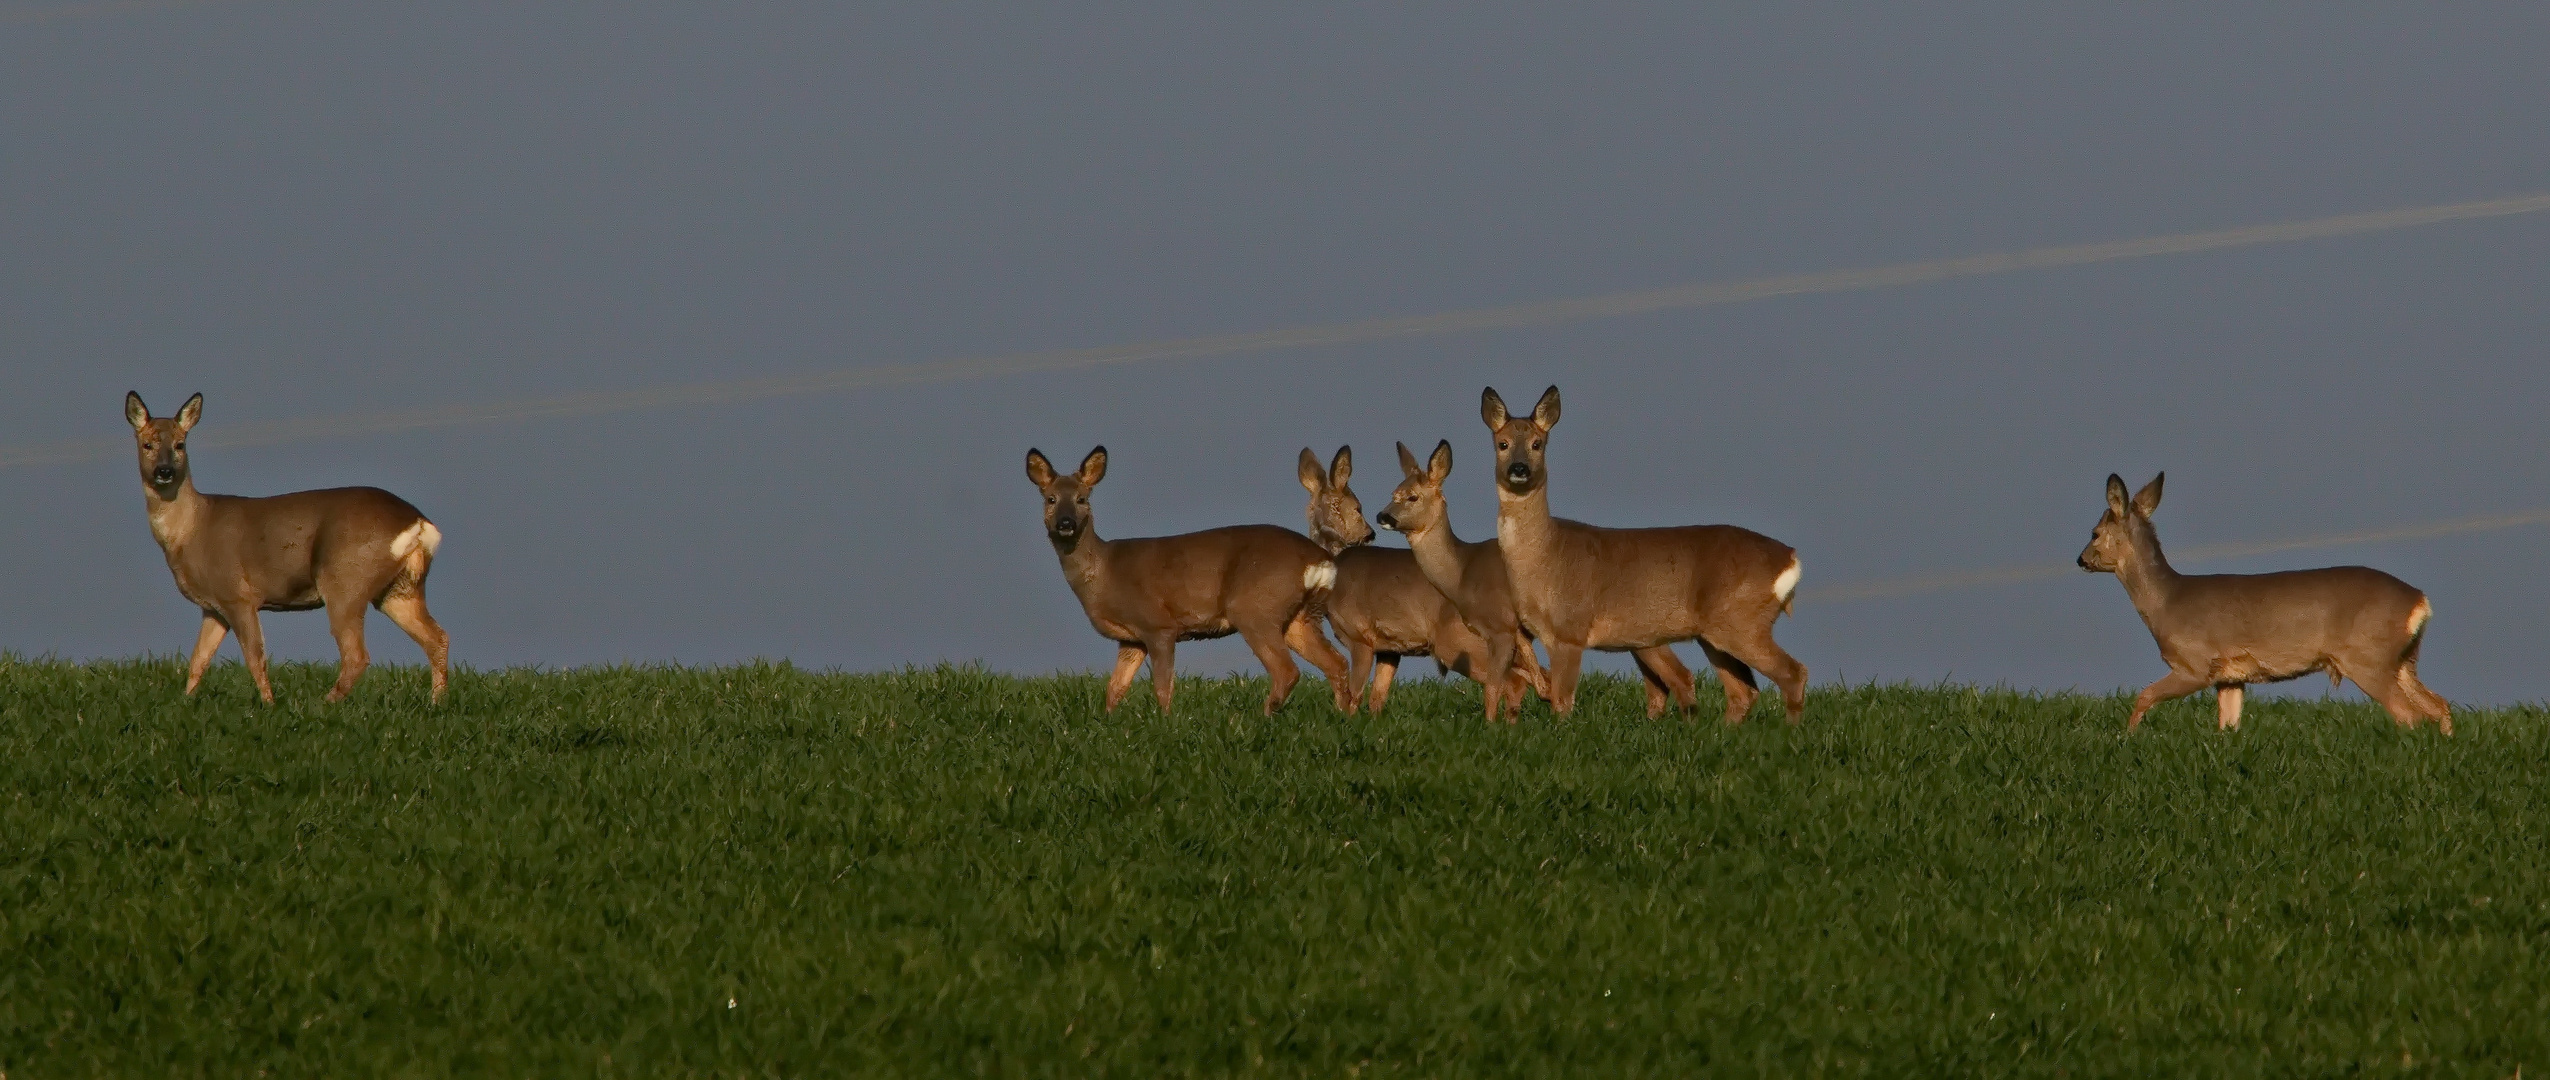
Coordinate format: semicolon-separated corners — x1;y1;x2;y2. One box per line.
4;2;2547;704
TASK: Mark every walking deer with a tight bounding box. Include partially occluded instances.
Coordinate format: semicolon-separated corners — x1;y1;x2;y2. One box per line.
1299;445;1548;716
1378;440;1703;722
1481;386;1806;722
2078;473;2451;734
1027;446;1352;716
124;392;450;704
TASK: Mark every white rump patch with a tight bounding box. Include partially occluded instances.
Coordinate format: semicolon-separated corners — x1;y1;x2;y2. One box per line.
1304;561;1337;590
1772;556;1802;604
2406;597;2431;637
390;519;443;561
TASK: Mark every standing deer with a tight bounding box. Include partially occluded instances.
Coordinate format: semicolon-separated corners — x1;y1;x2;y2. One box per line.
1298;445;1548;716
1482;386;1807;722
1378;440;1702;723
1027;446;1352;716
2078;473;2451;734
124;392;450;704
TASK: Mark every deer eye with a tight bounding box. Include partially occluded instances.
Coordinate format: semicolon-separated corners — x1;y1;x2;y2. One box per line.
1531;439;1543;450
1497;440;1509;450
175;441;185;450
1045;495;1056;504
142;442;155;451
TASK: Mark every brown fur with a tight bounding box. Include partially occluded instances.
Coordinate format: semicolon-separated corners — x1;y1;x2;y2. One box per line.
1481;386;1807;723
2079;473;2451;735
1301;446;1547;716
1029;446;1351;716
125;392;450;704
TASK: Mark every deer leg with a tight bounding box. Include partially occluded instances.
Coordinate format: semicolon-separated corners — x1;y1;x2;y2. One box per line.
1511;635;1550;702
1241;623;1303;715
1284;612;1354;712
1145;636;1180;715
1481;633;1520;724
1343;641;1377;714
184;612;228;696
1715;628;1809;722
1368;654;1402;716
1696;641;1761;725
2397;644;2453;735
2127;670;2208;731
323;601;371;703
1543;641;1586;716
225;605;276;705
2215;683;2245;731
376;592;451;705
1102;644;1144;711
1633;646;1697;720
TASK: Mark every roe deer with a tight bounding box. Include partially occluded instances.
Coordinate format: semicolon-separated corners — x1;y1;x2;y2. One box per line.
1299;445;1548;716
1482;386;1806;722
124;392;450;704
1027;446;1352;716
1378;440;1701;723
2078;473;2451;734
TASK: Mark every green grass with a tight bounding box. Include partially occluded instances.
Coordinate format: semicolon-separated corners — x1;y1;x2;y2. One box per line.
3;656;2547;1077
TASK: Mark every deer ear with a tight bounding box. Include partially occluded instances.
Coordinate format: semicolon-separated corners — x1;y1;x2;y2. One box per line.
1530;385;1561;431
125;391;149;431
1480;387;1509;429
174;393;203;431
1396;441;1423;478
2105;474;2130;516
1297;448;1325;494
1076;446;1108;486
1428;439;1452;482
1329;445;1352;489
2133;472;2164;516
1025;449;1057;487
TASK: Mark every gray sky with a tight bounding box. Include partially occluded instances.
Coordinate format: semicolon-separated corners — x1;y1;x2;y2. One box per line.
6;2;2547;703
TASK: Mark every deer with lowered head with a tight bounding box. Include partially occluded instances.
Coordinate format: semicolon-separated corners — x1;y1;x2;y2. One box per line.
2079;473;2451;734
1299;445;1548;717
124;391;451;704
1377;439;1706;723
1481;386;1807;722
1028;446;1352;716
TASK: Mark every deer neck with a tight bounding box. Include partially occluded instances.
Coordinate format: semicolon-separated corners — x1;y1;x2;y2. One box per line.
142;477;208;556
1494;485;1558;568
1401;516;1470;595
1050;529;1112;604
2112;532;2183;622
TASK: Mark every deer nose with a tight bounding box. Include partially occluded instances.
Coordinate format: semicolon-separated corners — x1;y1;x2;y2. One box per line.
1375;511;1400;531
1505;462;1530;481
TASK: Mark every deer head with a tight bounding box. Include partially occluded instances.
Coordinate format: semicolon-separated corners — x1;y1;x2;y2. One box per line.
1026;446;1107;550
1297;445;1373;554
1480;385;1560;497
125;391;203;497
2079;472;2164;573
1376;440;1454;537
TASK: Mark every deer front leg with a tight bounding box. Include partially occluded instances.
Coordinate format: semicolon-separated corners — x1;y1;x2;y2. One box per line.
184;612;228;696
1145;636;1180;716
1367;654;1401;715
1543;641;1587;716
2127;669;2209;732
2215;683;2245;731
220;605;276;704
1103;644;1145;711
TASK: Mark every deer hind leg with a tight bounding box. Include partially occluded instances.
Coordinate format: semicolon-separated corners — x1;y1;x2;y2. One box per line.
1284;611;1353;712
323;600;372;703
1715;622;1808;722
1630;646;1693;720
1695;641;1756;724
2393;638;2452;735
184;613;229;696
1242;622;1303;715
1103;644;1145;711
375;591;451;705
1511;635;1550;703
2128;669;2209;731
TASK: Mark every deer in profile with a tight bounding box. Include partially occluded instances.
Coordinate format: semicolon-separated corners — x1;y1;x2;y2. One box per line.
124;392;450;704
1027;446;1352;716
1298;445;1547;717
1482;386;1807;722
2078;473;2451;734
1377;440;1704;722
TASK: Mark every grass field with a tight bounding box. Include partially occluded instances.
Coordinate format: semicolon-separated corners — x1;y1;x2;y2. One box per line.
3;656;2547;1077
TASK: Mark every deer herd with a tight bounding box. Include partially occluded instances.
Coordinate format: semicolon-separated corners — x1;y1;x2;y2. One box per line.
121;384;2454;735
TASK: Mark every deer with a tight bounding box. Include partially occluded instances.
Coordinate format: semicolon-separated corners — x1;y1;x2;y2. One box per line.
1376;439;1705;723
2078;473;2452;735
1027;446;1353;716
124;392;451;705
1481;386;1807;723
1298;445;1549;717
